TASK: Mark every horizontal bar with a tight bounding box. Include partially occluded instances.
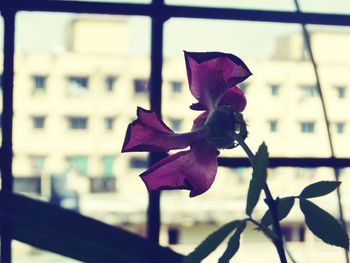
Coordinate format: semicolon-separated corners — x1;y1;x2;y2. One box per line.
218;157;350;168
168;6;350;26
1;0;350;26
0;1;153;16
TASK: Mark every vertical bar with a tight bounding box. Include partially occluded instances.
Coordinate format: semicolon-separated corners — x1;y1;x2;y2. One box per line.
147;0;165;244
0;6;15;263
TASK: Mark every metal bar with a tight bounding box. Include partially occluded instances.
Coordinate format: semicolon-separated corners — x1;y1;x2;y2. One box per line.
1;0;350;27
0;6;15;263
1;0;153;16
147;0;165;244
218;157;350;168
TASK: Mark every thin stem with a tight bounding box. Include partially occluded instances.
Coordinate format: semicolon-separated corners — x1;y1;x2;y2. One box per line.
294;1;348;262
284;241;298;263
238;138;287;263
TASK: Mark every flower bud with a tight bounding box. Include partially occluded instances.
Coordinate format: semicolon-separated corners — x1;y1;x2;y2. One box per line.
204;106;247;149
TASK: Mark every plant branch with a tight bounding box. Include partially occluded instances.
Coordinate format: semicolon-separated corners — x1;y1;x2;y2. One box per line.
237;138;288;263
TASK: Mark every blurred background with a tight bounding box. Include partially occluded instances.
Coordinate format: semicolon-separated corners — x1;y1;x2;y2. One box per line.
1;0;350;262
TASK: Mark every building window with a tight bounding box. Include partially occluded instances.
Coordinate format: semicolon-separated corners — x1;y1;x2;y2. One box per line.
300;84;319;98
68;117;88;130
33;75;47;92
134;79;148;94
90;177;116;193
102;156;115;177
130;157;148;169
300;121;315;133
105;76;116;92
270;84;280;96
298;225;305;242
168;227;180;245
169;118;182;132
66;156;88;175
336;86;346;99
68;76;89;96
269;120;278;132
30;155;46;175
105;117;115;131
32;116;45;129
238;82;248;93
170;81;182;94
336;122;345;134
281;226;293;242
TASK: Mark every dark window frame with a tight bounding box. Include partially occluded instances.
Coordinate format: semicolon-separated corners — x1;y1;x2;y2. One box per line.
67;76;89;96
32;116;46;129
300;121;315;134
2;0;350;259
270;84;280;96
269;120;278;133
169;118;182;132
336;86;347;99
336;122;346;134
67;116;88;130
105;76;117;92
105;116;115;131
170;81;182;94
130;157;148;169
133;78;149;94
32;75;47;92
299;84;319;98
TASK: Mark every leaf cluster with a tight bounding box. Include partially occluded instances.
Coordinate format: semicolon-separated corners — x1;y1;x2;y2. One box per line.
183;220;246;263
260;181;349;250
184;143;349;262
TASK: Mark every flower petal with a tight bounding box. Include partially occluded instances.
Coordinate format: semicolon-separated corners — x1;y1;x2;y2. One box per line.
122;107;206;152
192;111;208;130
189;102;206;111
141;140;219;197
218;86;247;112
184;51;251;110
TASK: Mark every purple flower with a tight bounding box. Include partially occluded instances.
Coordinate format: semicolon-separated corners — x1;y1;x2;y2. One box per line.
122;52;251;197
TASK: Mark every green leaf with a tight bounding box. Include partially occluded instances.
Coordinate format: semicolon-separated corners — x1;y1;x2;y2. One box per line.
300;181;341;199
0;192;183;263
300;199;349;250
261;197;295;227
219;221;246;263
246;142;269;216
183;220;240;263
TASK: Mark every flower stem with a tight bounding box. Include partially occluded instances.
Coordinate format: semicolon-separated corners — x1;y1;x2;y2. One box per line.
238;139;288;263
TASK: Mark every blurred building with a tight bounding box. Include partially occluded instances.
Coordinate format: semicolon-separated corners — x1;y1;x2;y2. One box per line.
2;16;350;262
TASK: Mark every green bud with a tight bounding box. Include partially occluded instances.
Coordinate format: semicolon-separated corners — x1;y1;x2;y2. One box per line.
204;106;247;149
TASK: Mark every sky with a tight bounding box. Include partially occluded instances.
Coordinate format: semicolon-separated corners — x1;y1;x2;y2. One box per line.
1;0;350;60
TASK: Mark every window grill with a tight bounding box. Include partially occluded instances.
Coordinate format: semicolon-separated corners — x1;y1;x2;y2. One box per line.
2;0;350;262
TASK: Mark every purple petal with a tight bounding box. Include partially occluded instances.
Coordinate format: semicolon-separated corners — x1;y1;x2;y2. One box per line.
192;111;208;130
141;140;219;197
218;86;247;112
185;51;251;110
122;107;205;152
189;102;206;111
